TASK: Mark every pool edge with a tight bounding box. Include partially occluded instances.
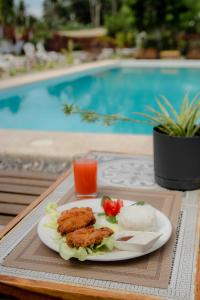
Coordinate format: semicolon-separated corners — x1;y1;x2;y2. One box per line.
1;58;200;90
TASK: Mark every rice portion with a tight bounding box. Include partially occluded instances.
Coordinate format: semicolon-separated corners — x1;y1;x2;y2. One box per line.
117;204;157;231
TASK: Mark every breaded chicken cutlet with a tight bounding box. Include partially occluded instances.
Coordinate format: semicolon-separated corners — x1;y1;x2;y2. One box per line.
66;226;114;248
57;207;95;235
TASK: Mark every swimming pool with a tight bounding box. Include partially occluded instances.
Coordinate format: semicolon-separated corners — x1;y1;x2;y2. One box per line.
0;63;200;134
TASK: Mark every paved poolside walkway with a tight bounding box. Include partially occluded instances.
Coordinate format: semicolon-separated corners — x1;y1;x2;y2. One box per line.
0;129;152;159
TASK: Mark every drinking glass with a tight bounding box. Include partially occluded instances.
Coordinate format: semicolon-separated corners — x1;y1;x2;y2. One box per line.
73;154;97;199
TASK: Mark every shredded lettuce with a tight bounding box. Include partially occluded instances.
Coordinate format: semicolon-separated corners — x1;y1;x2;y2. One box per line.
95;236;114;251
59;235;115;261
59;238;89;261
44;202;59;229
95;215;121;232
46;202;58;214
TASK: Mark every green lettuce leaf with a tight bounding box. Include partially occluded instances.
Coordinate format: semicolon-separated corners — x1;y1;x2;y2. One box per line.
44;202;59;229
131;201;145;206
59;235;115;261
95;236;114;251
59;239;89;261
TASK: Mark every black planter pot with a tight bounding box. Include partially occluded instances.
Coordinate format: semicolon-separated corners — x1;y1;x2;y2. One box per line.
153;127;200;191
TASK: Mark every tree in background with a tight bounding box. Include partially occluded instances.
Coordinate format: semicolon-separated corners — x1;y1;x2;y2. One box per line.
89;0;104;27
69;0;118;29
179;0;200;33
105;0;200;50
70;0;91;25
131;0;190;50
1;0;200;52
43;0;69;29
0;0;15;26
42;0;119;29
105;0;135;47
26;15;38;28
16;0;26;27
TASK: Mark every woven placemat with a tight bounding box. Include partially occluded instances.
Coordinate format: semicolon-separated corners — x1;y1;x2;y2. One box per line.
2;186;181;289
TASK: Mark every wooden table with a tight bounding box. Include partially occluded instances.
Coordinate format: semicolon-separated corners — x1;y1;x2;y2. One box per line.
0;169;199;300
0;170;58;227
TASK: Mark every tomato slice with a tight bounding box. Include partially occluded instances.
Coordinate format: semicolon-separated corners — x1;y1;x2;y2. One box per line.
102;198;123;216
116;199;123;211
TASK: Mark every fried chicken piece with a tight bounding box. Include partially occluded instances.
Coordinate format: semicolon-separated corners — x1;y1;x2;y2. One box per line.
57;207;95;235
66;226;114;248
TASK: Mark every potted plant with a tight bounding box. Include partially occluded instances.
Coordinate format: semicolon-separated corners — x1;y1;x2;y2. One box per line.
148;95;200;190
63;94;200;191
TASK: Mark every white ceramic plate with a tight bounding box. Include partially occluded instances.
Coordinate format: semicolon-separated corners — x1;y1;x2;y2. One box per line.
37;199;172;262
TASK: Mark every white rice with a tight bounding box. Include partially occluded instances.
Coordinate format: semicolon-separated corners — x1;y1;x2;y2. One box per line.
117;204;157;231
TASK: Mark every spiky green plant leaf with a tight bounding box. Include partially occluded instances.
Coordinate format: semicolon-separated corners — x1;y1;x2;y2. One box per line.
63;94;200;137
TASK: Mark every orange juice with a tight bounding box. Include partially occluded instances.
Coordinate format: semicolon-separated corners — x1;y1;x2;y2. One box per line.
73;158;97;196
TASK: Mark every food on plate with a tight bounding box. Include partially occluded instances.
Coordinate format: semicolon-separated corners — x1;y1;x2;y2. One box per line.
57;207;96;235
42;197;168;261
95;213;120;232
117;235;133;241
59;224;114;261
44;203;115;261
59;229;114;261
117;204;157;231
101;196;123;217
66;225;114;248
97;196;124;225
114;230;162;252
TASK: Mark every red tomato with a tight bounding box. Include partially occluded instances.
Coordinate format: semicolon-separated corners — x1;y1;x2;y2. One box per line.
103;198;123;216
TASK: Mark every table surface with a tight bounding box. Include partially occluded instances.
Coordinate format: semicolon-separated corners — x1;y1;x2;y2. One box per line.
0;165;199;300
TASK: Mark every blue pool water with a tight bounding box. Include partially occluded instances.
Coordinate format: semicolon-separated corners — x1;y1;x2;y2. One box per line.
0;67;200;134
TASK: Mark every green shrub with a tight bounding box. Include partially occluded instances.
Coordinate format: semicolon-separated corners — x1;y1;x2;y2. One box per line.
105;3;135;47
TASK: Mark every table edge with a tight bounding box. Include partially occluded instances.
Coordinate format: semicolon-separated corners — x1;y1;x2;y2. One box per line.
0;275;160;300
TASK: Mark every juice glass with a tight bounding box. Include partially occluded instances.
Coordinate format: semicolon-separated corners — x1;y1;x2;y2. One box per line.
73;155;97;199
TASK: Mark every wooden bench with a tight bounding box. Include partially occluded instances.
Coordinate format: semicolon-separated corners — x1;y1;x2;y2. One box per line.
0;170;58;229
